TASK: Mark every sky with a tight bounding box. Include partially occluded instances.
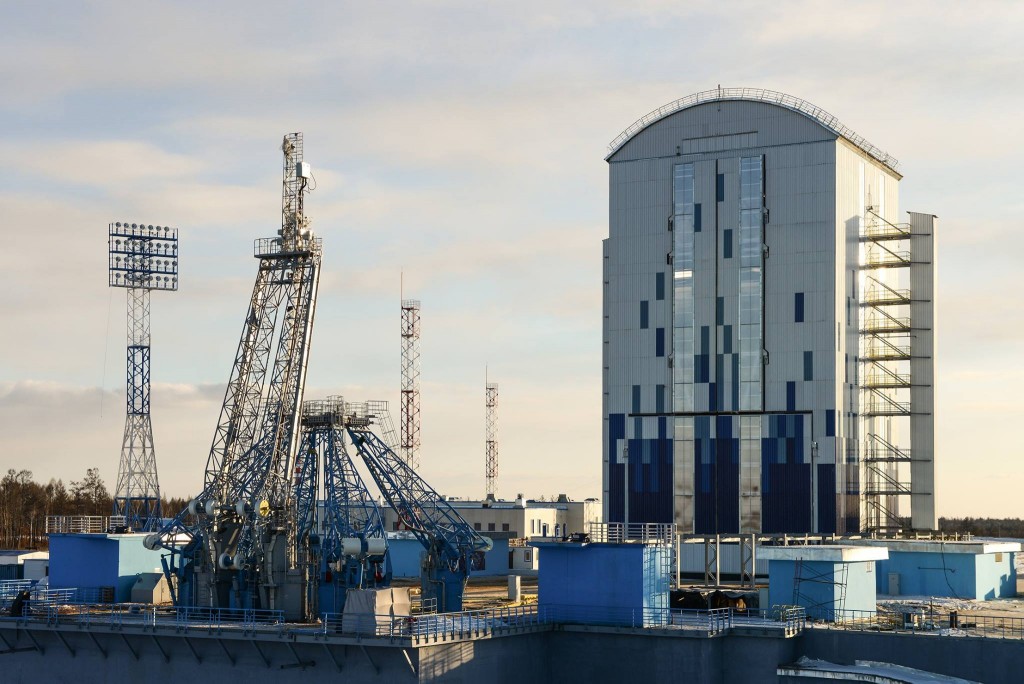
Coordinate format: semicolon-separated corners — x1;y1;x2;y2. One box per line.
0;1;1021;518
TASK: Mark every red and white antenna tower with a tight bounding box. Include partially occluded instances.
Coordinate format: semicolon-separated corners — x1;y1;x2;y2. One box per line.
485;372;498;498
400;297;421;470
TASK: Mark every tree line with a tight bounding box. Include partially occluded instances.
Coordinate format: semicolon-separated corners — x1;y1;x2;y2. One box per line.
0;468;191;549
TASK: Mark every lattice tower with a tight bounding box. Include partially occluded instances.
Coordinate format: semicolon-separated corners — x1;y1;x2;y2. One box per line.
485;382;498;497
108;221;178;531
400;299;421;470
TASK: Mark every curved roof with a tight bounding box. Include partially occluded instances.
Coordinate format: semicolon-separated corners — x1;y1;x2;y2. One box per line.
607;87;899;173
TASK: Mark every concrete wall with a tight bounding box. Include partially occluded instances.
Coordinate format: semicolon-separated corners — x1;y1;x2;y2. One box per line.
4;622;1024;683
975;551;1016;599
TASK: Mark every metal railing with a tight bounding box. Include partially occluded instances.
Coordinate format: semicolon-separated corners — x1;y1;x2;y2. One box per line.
321;604;543;643
606;87;899;171
589;522;675;545
46;515;126;534
818;608;1024;640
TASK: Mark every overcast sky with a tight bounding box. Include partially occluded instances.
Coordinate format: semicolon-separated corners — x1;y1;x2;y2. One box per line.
1;2;1021;517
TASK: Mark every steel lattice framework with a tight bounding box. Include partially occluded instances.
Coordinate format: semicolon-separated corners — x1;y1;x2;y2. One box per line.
149;133;321;619
400;299;421;470
485;382;498;498
108;221;178;531
346;427;491;612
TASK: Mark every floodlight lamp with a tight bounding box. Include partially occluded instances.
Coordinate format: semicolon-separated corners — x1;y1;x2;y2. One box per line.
115;222;121;228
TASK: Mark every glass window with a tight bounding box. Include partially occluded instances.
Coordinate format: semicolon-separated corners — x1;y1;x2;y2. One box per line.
502;523;510;531
804;351;814;381
632;385;641;413
672;163;696;411
640;300;649;329
795;292;805;323
488;522;496;532
655;272;665;301
716;173;725;202
656;328;665;357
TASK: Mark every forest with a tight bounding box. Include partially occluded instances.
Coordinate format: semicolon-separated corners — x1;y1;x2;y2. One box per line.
0;468;191;548
1;467;1022;549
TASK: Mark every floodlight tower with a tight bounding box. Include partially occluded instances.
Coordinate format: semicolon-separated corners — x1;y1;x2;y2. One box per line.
485;378;498;498
400;299;421;470
108;221;178;531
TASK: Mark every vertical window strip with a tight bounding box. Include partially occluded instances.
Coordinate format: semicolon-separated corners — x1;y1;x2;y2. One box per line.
738;156;764;410
672;163;696;411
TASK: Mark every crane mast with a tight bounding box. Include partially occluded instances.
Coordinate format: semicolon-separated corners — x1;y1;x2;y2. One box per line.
148;133;321;619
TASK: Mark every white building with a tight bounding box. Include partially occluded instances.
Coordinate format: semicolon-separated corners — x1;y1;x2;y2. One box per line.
602;88;935;535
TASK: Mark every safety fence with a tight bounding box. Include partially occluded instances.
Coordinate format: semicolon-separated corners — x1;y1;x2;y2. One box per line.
814;607;1024;640
45;515;126;534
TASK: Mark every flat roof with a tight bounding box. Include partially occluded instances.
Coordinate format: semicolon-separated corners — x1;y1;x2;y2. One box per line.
759;545;888;563
845;539;1020;555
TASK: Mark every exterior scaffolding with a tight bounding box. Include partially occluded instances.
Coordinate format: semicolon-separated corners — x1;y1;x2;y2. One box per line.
485;381;498;498
859;208;936;532
400;299;422;471
108;221;178;531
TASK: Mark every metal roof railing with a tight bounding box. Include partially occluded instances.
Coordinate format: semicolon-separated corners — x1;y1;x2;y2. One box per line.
606;87;899;173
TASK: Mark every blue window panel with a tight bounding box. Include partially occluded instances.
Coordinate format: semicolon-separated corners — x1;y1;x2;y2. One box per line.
694;203;702;232
640;300;649;329
804;351;813;381
716;297;724;326
708;382;717;412
723;229;733;259
795;292;805;322
655;272;665;301
656;385;666;413
786;381;796;411
716;173;725;202
825;409;836;437
607;413;626;521
723;325;733;354
731;354;739;410
632;385;641;414
655;328;665;357
700;326;710;353
761;448;813;533
818;464;837;534
715;355;724;409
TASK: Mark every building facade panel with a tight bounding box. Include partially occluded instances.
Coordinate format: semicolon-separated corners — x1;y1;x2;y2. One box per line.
604;93;934;534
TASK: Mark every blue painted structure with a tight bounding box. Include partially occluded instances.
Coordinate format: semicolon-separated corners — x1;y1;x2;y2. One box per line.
533;540;669;626
49;534;165;602
852;540;1019;600
761;546;887;621
382;535;511;580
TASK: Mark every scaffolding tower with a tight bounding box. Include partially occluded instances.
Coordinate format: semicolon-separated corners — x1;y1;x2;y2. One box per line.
400;299;421;471
859;207;936;532
485;380;498;498
108;221;179;531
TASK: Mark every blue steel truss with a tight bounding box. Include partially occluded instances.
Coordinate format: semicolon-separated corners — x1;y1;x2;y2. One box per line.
345;427;491;612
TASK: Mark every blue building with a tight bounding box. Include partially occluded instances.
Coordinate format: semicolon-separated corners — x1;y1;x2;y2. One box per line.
532;536;670;627
49;533;165;602
849;539;1019;600
760;545;887;620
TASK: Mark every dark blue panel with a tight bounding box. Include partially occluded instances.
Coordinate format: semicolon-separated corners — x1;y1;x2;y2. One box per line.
695;418;740;534
655;272;665;301
825;409;836;437
632;385;641;413
723;325;732;354
716;174;725;202
845;353;849;383
786;381;796;411
640;300;649;329
656;385;665;413
607;413;626;521
658;417;667;439
708;383;717;412
634;417;642;439
701;326;710;353
804;351;813;381
655;328;665;357
694;204;702;232
731;354;739;410
818;463;837;533
761;459;812;533
716;297;724;326
723;229;733;259
715;355;724;409
795;292;805;323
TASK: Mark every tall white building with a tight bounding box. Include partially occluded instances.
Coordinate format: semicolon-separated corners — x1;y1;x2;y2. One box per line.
602;89;935;535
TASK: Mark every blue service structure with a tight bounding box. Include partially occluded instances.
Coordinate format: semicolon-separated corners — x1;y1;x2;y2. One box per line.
49;533;166;602
760;545;887;621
